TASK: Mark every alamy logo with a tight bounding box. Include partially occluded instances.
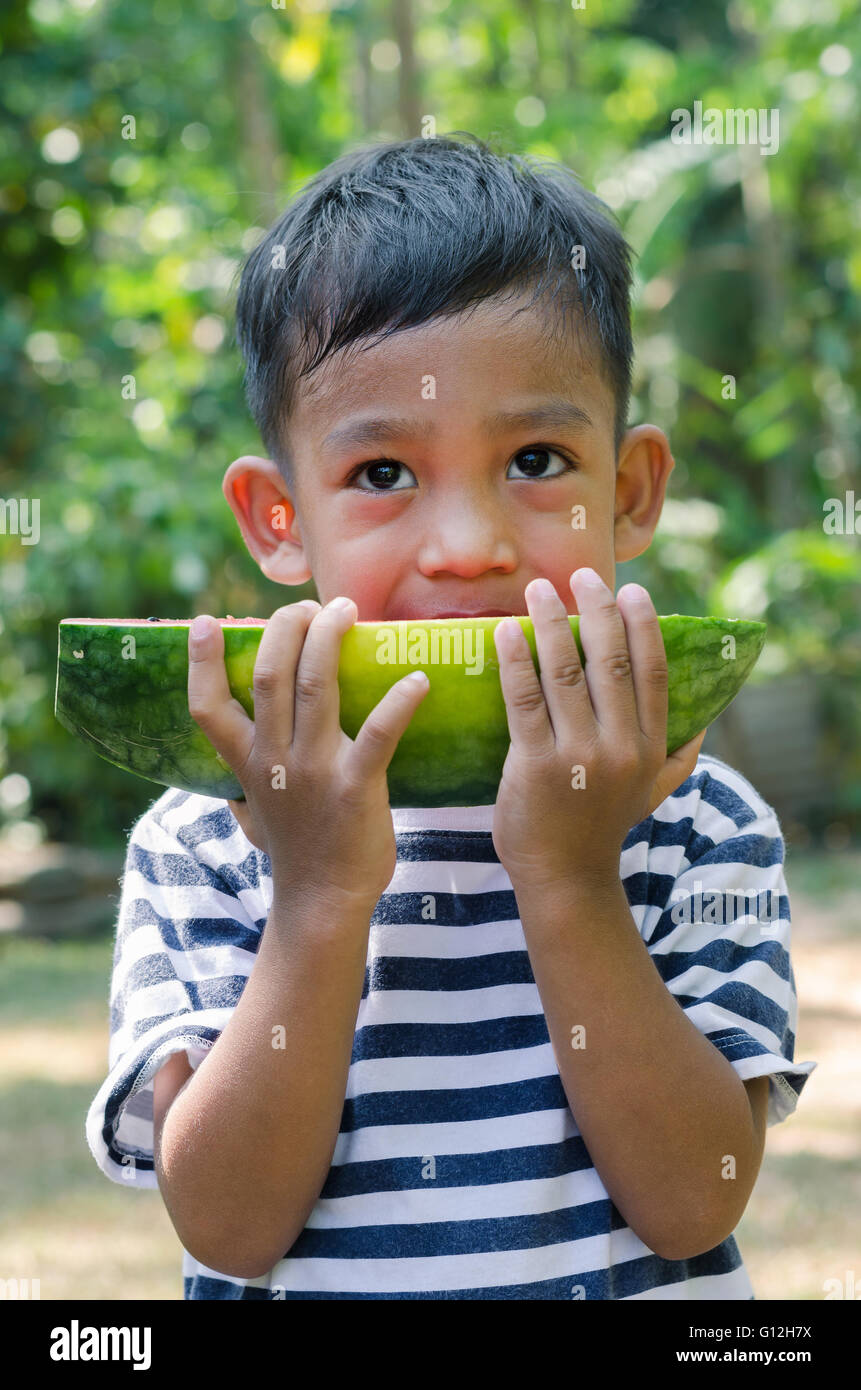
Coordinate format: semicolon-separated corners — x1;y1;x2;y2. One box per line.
0;497;40;544
669;879;781;928
49;1320;151;1370
376;622;485;675
670;101;779;156
822;490;860;534
0;1277;40;1298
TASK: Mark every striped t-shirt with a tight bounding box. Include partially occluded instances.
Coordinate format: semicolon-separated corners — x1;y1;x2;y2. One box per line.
85;753;816;1300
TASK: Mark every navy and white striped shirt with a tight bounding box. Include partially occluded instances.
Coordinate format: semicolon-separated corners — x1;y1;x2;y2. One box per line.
85;753;815;1299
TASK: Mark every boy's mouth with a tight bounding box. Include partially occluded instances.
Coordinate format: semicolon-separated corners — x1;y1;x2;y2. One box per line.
386;607;524;620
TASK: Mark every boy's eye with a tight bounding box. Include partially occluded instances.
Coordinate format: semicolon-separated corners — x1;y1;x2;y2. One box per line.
507;447;573;480
351;459;416;492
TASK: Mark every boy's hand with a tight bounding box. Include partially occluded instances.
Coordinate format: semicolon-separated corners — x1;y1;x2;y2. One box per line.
187;600;430;909
491;570;706;894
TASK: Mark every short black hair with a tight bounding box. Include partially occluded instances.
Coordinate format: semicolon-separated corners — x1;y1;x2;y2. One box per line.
233;131;635;485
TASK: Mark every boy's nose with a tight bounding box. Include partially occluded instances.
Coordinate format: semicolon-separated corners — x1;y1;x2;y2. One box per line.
416;497;518;578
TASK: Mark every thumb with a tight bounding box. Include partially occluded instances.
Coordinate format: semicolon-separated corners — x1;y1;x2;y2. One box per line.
646;729;707;817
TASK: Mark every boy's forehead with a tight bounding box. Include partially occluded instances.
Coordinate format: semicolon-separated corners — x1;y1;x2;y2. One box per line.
290;296;616;444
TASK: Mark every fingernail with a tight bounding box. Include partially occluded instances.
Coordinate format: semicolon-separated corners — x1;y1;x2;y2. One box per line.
329;596;355;611
573;568;606;588
528;578;557;602
190;615;214;645
621;583;652;605
495;617;520;647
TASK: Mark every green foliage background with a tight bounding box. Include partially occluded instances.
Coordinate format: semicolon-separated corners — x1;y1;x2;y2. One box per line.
1;0;859;847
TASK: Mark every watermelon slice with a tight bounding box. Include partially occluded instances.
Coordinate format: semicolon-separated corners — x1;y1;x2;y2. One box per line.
55;614;766;808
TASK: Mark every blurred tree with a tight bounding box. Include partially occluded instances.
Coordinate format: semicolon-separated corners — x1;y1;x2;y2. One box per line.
0;0;858;846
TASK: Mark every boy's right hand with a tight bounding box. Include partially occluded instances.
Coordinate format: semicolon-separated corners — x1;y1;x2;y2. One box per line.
187;599;430;910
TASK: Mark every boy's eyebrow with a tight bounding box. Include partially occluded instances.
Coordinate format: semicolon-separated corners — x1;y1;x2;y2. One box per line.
320;398;595;456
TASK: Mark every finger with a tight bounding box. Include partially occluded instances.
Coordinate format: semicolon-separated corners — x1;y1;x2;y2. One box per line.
523;578;594;743
492;617;555;754
188;616;255;774
349;670;431;784
251;600;320;755
291;596;358;748
646;729;706;816
569;569;638;738
616;583;667;746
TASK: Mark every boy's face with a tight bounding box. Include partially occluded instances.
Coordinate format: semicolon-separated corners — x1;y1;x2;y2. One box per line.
224;294;674;619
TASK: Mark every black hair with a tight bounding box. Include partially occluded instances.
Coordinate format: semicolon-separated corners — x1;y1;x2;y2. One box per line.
233;131;635;485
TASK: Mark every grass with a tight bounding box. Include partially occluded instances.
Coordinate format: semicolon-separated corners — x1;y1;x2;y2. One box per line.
0;934;184;1300
0;850;858;1301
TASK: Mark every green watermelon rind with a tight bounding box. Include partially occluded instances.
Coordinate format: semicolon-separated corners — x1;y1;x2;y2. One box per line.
55;615;766;808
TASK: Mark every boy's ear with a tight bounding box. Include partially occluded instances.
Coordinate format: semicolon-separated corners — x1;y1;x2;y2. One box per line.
222;455;313;585
613;424;675;563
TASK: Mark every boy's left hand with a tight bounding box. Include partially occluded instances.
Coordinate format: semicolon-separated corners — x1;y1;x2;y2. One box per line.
491;569;706;894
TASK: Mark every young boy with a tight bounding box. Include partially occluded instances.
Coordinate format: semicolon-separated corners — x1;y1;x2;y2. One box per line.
85;133;815;1299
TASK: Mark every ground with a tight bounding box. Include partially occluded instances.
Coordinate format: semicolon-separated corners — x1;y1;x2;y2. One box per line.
0;849;856;1300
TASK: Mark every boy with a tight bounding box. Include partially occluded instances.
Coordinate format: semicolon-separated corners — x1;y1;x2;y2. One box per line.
86;133;815;1299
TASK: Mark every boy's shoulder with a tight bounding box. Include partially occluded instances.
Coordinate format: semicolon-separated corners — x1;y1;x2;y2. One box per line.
120;789;270;935
680;751;781;832
642;751;784;862
126;787;266;884
128;786;237;850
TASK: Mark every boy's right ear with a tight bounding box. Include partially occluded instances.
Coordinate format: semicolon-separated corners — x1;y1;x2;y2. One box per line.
222;455;313;586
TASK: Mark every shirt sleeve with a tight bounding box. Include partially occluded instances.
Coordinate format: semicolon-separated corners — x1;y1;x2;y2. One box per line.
641;756;817;1128
84;789;268;1188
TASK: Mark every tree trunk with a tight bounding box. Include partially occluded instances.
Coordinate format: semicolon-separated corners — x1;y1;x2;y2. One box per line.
392;0;421;137
558;0;577;92
516;0;543;91
738;140;804;530
353;18;375;134
234;22;284;226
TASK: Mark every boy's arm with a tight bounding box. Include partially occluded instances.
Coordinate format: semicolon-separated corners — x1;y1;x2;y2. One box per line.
153;1050;194;1152
489;575;812;1262
515;876;770;1262
744;1074;770;1148
153;886;376;1280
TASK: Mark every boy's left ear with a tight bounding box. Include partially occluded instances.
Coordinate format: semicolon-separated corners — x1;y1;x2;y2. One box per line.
613;424;675;563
